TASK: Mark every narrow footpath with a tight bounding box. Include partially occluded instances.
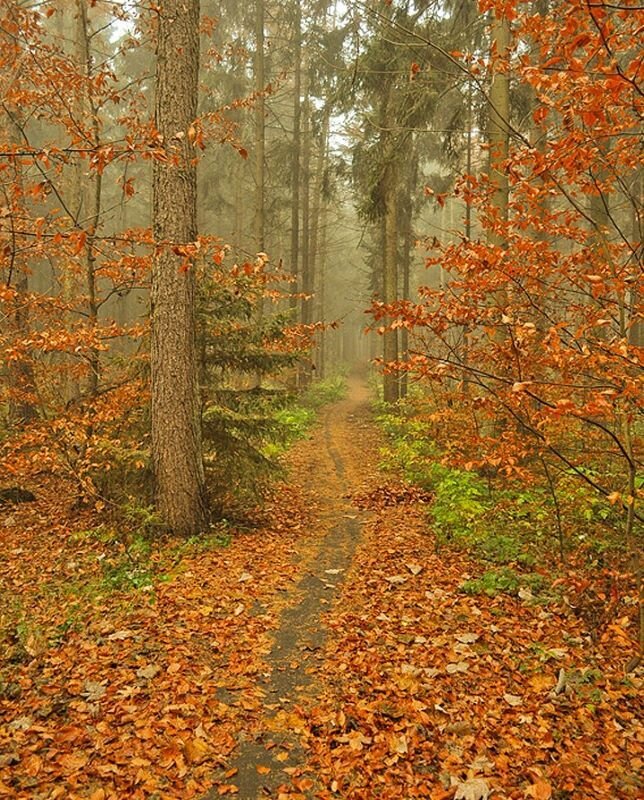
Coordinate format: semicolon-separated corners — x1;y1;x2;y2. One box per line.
206;377;379;798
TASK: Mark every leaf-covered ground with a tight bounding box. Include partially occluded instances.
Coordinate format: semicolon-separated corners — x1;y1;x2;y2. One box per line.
1;379;641;799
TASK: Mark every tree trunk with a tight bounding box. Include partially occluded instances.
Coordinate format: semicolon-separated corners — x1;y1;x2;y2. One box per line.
300;63;312;327
382;164;399;404
75;0;101;396
310;103;330;378
399;144;417;400
151;0;206;536
487;11;510;249
2;109;38;426
289;0;301;315
253;0;266;388
253;0;265;254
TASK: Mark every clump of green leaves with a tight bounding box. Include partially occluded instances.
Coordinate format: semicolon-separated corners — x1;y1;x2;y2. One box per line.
460;567;544;597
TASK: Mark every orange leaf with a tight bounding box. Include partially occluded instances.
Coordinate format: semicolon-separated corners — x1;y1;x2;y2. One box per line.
184;737;209;765
526;779;552;800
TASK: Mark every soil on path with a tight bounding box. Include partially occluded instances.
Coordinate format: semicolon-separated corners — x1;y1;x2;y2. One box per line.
206;376;379;798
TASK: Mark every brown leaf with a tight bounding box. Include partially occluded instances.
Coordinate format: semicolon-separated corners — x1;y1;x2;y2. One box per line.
107;629;135;641
504;693;523;707
59;752;89;773
184;737;209;765
24;754;43;777
388;733;408;755
454;778;490;800
454;632;480;644
136;663;161;680
525;779;552;799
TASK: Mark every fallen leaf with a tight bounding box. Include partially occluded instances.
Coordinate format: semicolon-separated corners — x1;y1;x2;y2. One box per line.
137;664;160;680
59;752;89;773
184;737;209;765
446;661;470;674
454;777;490;800
107;629;134;641
455;632;480;644
525;779;552;799
82;680;107;701
24;754;43;777
504;693;523;707
386;575;407;585
389;733;408;755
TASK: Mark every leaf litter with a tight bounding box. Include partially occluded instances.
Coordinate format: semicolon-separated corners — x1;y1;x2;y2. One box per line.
0;384;641;799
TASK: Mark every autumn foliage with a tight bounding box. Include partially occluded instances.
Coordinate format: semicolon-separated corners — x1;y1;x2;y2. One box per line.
374;0;642;541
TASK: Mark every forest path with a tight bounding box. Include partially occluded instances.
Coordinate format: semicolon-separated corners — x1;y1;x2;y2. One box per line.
208;375;378;798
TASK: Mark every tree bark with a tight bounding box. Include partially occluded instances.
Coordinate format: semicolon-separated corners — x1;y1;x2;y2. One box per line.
2;110;38;426
382;163;399;404
75;0;101;397
151;0;206;536
487;11;510;249
289;0;301;314
254;0;265;254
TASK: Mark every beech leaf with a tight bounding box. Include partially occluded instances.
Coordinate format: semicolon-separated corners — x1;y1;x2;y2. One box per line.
455;632;480;644
446;661;470;674
455;778;490;800
504;693;523;707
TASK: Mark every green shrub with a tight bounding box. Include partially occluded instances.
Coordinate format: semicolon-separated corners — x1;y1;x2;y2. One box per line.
460;567;544;597
429;463;489;543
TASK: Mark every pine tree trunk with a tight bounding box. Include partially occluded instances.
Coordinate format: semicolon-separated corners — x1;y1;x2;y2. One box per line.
399;145;416;401
382;164;399;404
487;12;510;249
310;104;330;378
289;0;301;315
151;0;206;536
254;0;265;254
301;64;312;327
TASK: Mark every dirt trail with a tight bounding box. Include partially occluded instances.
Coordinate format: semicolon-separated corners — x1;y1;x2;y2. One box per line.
208;376;376;798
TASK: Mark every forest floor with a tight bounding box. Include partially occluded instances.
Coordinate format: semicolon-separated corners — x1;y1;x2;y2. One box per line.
0;378;641;800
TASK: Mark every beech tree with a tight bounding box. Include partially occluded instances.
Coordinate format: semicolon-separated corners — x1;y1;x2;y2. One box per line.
151;0;206;535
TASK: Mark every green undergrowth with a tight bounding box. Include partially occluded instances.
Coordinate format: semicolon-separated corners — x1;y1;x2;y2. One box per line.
263;374;347;458
376;406;623;599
